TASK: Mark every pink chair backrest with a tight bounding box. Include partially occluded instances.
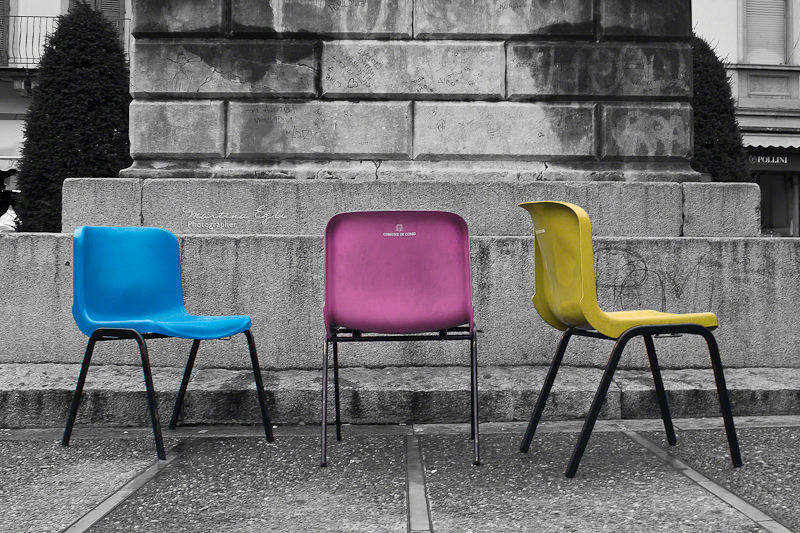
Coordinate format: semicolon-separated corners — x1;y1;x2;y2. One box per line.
324;211;474;335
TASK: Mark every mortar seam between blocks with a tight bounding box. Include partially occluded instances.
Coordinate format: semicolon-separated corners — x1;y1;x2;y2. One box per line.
624;430;794;533
62;442;185;533
406;434;433;533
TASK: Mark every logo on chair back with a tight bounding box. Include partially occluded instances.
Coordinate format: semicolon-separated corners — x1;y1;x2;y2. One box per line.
382;223;417;237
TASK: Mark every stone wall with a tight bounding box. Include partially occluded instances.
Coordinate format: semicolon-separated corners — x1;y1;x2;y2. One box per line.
124;0;698;182
3;231;800;371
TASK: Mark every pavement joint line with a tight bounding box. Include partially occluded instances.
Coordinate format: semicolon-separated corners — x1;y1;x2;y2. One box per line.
405;435;433;533
623;430;795;533
61;442;185;533
3;415;800;442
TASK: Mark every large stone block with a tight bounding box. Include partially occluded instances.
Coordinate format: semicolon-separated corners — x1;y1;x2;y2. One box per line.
231;0;412;38
131;0;224;36
413;102;596;159
599;0;692;39
414;0;593;38
131;40;318;98
130;101;225;159
322;41;504;98
227;101;413;159
682;183;761;237
136;179;683;237
61;178;143;233
600;103;692;160
507;43;691;98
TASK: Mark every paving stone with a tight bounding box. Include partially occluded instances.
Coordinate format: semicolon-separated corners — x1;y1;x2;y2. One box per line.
322;41;504;98
131;40;318;98
414;0;593;38
130;101;225;159
227;101;412;159
231;0;412;38
508;42;691;98
91;436;407;532
0;438;162;533
422;433;762;531
413;102;596;159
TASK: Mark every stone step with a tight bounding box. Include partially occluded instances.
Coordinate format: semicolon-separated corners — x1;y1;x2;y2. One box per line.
3;363;798;428
62;177;760;238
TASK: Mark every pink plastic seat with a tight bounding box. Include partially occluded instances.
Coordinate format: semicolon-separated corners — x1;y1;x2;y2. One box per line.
321;211;479;466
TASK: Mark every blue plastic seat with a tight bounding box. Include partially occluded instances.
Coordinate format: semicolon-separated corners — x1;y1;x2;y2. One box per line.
63;227;274;459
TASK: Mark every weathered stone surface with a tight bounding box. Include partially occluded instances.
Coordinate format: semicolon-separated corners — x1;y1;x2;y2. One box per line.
133;179;683;237
5;234;800;370
682;183;761;237
227;101;412;159
322;41;504;98
601;103;692;160
131;0;224;36
414;102;596;159
508;43;691;98
62;178;143;233
599;0;692;39
414;0;593;38
130;101;225;159
131;40;318;98
231;0;412;38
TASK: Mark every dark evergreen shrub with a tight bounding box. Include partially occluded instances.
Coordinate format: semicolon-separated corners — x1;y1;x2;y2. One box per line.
690;34;751;182
16;1;131;232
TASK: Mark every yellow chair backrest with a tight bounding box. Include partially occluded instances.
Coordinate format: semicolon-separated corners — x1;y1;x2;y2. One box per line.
519;201;602;331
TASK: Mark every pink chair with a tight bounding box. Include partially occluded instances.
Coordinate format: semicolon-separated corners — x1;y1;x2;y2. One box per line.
322;211;479;466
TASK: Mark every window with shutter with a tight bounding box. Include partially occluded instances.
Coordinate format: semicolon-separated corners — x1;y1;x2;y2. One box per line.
745;0;788;64
69;0;125;35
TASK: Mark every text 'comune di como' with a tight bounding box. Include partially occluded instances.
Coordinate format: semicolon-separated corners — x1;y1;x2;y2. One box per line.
383;232;417;237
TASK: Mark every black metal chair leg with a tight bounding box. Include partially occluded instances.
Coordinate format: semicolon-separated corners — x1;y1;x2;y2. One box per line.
333;340;342;441
643;334;676;445
245;329;274;442
132;331;166;461
520;329;573;453
470;334;480;466
700;328;742;467
62;330;102;448
321;338;329;467
169;339;201;430
565;330;631;478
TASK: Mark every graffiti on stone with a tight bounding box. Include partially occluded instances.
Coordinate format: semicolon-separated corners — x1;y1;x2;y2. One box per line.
604;107;690;158
594;245;714;313
510;43;690;97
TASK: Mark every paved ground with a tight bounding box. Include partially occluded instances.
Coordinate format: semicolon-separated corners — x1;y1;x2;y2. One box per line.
1;416;798;532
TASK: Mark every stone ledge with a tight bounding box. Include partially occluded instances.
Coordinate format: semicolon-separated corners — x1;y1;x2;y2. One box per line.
2;363;797;428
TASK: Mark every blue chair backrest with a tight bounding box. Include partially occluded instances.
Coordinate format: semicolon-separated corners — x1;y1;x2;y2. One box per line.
72;226;186;336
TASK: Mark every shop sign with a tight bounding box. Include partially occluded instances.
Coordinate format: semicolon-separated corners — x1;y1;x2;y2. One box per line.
749;153;800;172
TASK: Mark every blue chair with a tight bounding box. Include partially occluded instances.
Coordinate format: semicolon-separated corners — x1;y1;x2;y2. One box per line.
62;227;274;459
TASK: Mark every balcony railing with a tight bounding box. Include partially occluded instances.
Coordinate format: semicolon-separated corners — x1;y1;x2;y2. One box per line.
0;15;131;69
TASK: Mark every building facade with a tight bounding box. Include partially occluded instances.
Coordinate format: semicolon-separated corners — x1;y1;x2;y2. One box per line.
0;0;129;187
694;0;800;236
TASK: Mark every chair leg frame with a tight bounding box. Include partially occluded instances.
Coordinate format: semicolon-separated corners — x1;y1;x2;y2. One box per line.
169;329;274;443
321;332;480;467
62;328;166;461
520;324;741;478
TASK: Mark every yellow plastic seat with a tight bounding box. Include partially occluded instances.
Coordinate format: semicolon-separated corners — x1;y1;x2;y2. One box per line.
518;201;741;477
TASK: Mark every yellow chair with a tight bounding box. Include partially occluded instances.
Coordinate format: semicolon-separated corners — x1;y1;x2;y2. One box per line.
518;201;741;478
